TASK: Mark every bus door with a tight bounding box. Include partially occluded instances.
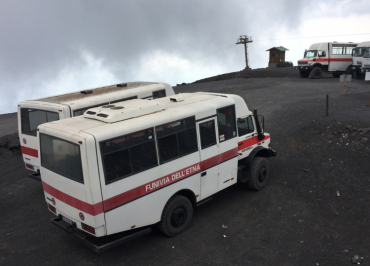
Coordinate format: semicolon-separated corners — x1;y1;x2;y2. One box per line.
216;105;239;191
237;115;257;160
197;117;219;200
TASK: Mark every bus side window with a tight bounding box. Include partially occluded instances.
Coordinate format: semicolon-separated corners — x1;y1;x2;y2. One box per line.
156;117;198;164
237;116;254;136
100;128;157;184
217;105;236;142
153;90;166;99
199;120;217;149
332;44;344;55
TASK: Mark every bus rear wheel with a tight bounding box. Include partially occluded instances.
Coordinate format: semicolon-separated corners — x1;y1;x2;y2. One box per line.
159;195;193;236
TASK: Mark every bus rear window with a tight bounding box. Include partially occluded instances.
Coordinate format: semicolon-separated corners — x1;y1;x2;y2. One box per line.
21;108;59;136
40;134;84;183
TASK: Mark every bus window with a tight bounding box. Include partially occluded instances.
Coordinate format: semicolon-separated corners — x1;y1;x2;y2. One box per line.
199;120;217;149
153;90;166;99
21;108;59;136
237;116;254;136
331;44;345;55
217;105;236;142
40;133;83;183
156;117;198;164
100;128;157;184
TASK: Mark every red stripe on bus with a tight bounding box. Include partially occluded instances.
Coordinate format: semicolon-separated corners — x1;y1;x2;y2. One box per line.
42;147;240;215
21;146;38;158
103;162;202;211
298;58;352;63
42;181;104;216
238;135;270;151
200;147;238;170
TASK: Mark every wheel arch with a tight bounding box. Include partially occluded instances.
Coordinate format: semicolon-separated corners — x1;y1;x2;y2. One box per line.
244;147;274;169
161;189;197;217
312;63;323;69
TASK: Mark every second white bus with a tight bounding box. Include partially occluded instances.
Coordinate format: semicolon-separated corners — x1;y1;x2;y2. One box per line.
18;81;174;178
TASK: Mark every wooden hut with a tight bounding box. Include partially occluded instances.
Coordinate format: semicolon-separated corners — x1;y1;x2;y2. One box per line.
266;46;289;67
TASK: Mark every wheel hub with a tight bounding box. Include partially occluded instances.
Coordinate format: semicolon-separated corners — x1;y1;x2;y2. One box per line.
171;207;187;227
258;166;267;183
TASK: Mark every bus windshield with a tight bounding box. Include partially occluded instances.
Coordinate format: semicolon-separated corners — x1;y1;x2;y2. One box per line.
353;47;366;57
40;134;84;183
21;108;59;136
305;50;317;58
364;48;370;58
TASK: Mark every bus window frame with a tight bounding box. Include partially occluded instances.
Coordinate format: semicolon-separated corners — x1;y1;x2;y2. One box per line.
100;127;158;185
155;116;198;165
40;133;84;184
21;108;60;136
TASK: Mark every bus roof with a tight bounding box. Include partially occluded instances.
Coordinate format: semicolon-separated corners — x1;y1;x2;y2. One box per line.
309;42;358;50
356;41;370;47
23;82;165;104
39;93;249;141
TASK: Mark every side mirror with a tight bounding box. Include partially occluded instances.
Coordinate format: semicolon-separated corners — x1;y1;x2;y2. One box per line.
258;115;265;132
352;50;355;56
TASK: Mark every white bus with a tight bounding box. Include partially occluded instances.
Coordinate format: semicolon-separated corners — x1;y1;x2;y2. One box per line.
360;47;370;80
297;42;358;78
351;41;370;79
38;92;276;252
18;81;175;179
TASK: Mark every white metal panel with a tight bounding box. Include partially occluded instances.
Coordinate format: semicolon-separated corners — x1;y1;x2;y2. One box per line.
39;127;105;229
104;174;200;235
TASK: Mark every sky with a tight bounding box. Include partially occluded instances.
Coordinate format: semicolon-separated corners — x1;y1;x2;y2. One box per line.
1;0;370;114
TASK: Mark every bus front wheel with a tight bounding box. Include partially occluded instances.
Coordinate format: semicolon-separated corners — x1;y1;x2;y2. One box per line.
159;195;193;236
308;67;323;79
247;157;270;191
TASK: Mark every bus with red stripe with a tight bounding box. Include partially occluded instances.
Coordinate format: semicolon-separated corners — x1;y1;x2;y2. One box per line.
37;92;276;252
297;42;357;79
18;82;174;179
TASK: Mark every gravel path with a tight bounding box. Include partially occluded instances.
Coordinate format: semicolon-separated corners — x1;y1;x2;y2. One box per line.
1;72;370;265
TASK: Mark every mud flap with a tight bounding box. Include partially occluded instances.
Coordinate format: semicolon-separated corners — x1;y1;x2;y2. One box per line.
28;172;41;182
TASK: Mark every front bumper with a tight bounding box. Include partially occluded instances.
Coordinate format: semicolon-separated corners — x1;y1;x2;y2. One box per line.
297;65;314;72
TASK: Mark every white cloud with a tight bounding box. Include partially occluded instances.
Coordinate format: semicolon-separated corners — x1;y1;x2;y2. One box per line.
0;51;119;114
37;51;119;96
132;50;227;85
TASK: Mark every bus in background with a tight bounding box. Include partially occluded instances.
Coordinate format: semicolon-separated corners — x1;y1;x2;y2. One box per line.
360;47;370;81
352;41;370;79
297;42;358;79
18;81;175;179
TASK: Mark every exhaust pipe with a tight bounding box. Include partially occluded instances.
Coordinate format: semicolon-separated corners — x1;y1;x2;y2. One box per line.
253;109;265;141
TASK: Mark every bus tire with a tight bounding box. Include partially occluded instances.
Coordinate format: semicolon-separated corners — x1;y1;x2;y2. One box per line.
308;67;323;79
247;157;269;191
299;70;309;78
159;195;193;236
